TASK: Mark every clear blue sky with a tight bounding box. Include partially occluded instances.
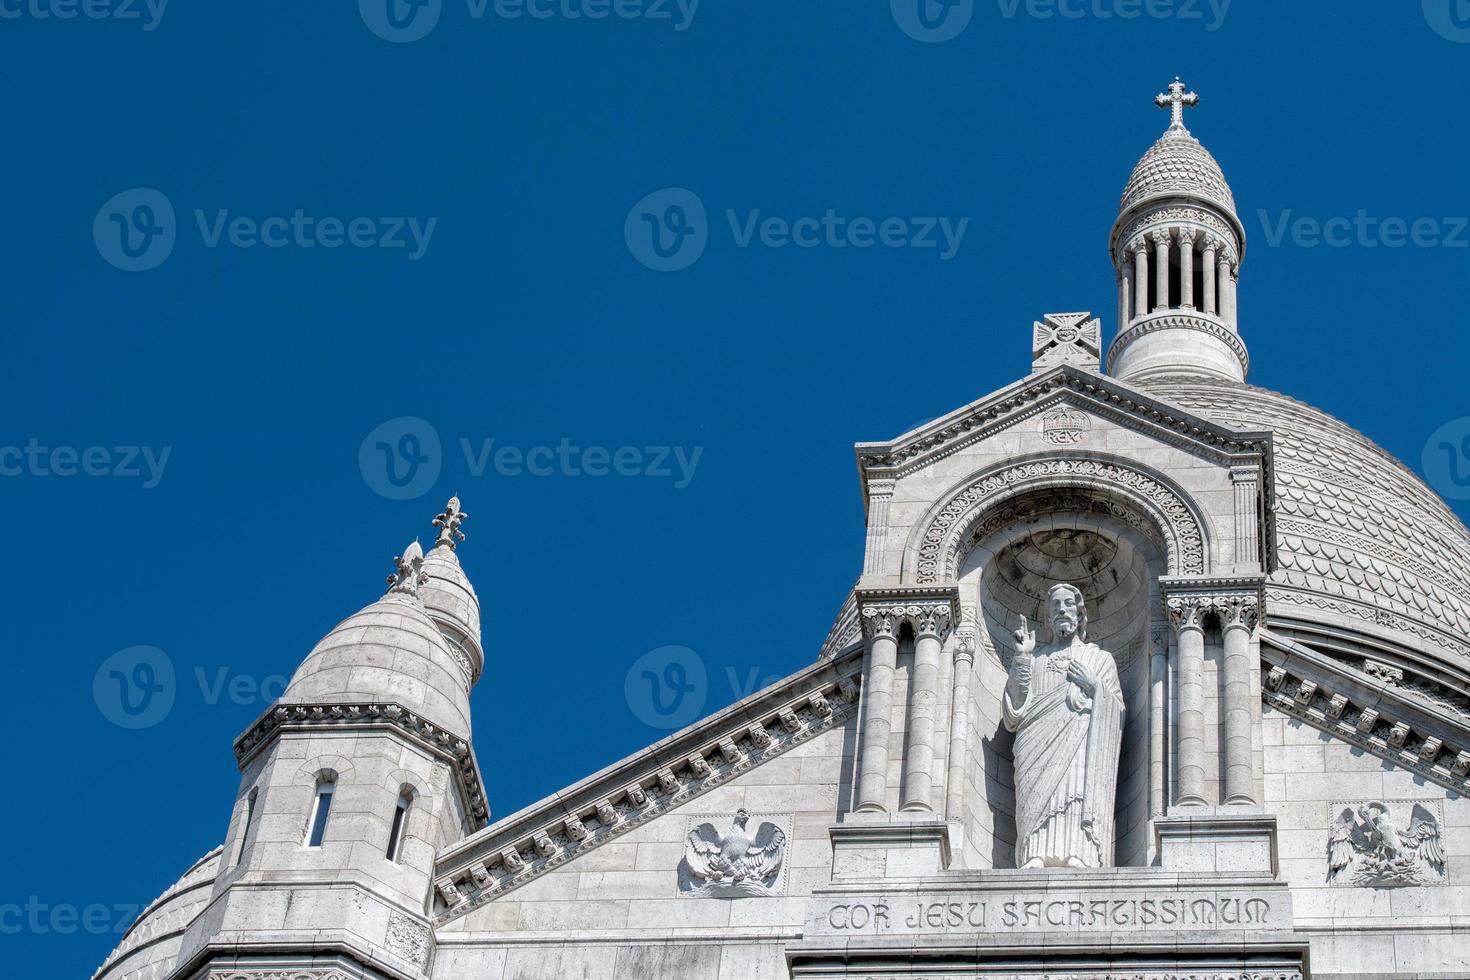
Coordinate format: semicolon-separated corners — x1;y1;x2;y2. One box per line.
6;2;1470;974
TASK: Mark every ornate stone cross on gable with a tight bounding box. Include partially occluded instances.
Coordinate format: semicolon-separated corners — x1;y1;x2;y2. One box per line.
1031;312;1101;374
1155;77;1199;129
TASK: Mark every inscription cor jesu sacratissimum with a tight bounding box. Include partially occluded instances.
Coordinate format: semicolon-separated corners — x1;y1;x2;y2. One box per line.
824;896;1273;933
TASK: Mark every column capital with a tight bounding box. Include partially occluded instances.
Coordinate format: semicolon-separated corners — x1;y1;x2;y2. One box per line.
952;626;977;664
856;586;960;642
1148;228;1172;246
1160;575;1267;632
1128;237;1150;256
1176;227;1197;246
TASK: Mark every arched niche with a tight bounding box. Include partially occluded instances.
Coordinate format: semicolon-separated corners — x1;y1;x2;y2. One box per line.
952;489;1169;870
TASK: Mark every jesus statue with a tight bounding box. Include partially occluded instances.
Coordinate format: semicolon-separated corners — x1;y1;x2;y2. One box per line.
1002;583;1124;869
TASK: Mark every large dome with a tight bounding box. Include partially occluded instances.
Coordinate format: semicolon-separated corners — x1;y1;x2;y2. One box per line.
1144;376;1470;671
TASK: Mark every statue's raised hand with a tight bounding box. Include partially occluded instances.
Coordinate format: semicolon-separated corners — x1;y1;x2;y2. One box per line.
1013;615;1037;658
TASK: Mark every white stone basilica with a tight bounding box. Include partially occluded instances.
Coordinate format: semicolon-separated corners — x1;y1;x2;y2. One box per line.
97;82;1470;980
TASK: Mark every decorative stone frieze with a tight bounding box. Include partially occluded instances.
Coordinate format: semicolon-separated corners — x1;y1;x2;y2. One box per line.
231;701;488;827
855;366;1271;480
915;456;1213;584
1107;310;1251;377
1260;638;1470;795
429;655;862;923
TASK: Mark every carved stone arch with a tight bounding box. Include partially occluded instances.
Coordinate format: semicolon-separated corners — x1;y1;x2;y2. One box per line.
902;453;1213;584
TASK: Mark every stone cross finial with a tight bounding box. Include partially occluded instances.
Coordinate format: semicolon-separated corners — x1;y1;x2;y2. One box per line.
1155;77;1199;129
386;539;428;596
433;496;468;550
1032;312;1100;373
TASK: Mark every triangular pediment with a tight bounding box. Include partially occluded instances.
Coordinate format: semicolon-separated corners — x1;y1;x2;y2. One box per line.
855;365;1272;488
429;650;861;924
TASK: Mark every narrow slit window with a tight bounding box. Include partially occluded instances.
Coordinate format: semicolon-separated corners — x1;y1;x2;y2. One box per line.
307;781;334;848
385;792;412;862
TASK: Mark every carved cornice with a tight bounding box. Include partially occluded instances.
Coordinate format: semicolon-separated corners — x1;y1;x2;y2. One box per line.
854;367;1271;487
233;702;488;828
1107;311;1250;377
1260;629;1470;796
1114;204;1239;267
430;653;863;924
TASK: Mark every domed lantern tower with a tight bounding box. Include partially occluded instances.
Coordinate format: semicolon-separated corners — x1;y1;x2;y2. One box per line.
1109;78;1248;384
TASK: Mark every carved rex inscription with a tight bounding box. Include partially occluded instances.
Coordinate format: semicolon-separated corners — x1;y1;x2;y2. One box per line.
814;891;1280;936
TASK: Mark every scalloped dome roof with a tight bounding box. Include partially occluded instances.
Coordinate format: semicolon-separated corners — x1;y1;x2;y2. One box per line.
1144;376;1470;670
1119;124;1238;221
283;588;473;737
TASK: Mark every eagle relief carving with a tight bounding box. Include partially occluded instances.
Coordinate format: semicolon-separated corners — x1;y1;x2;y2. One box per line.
680;809;789;898
1327;800;1446;887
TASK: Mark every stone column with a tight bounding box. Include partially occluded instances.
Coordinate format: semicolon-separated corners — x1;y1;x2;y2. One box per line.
855;607;902;814
1149;634;1167;820
902;603;954;813
1219;253;1237;329
1153;231;1171;312
1133;240;1150;319
1220;596;1259;805
1119;264;1133;331
1168;596;1209;807
1178;229;1196;309
944;630;976;824
1201;237;1218;315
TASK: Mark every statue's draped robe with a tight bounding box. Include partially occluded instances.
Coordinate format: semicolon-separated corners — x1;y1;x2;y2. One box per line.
1003;640;1124;868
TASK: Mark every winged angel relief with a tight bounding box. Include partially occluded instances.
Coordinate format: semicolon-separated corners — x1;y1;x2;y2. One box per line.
680;809;788;898
1327;801;1445;887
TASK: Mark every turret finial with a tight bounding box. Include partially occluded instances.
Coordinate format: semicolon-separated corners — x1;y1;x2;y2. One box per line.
433;496;468;550
386;539;428;596
1154;76;1199;130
